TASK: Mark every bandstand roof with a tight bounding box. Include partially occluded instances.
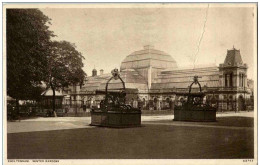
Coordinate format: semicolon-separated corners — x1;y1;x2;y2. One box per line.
41;88;64;96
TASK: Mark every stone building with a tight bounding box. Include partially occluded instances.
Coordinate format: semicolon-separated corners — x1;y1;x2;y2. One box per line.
67;45;253;111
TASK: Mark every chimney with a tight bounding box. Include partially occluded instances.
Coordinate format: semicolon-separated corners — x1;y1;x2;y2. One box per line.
92;69;97;77
100;69;104;75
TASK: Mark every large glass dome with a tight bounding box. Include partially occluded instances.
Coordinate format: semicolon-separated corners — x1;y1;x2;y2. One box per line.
120;45;178;71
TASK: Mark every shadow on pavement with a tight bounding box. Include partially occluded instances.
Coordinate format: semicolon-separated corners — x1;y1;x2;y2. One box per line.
144;116;254;128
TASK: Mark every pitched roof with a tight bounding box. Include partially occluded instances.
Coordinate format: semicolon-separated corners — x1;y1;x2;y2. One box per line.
81;69;148;92
7;96;15;101
152;66;220;89
41;88;64;96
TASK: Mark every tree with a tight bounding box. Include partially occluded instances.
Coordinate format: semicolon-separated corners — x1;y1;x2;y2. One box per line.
46;41;86;115
7;9;54;113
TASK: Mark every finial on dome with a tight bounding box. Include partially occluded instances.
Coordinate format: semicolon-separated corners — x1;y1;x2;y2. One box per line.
144;45;154;50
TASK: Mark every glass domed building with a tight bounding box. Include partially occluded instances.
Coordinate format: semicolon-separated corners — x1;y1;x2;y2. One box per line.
66;46;252;112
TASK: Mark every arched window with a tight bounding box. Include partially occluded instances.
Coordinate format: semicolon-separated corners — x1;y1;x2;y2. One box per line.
229;95;233;100
239;74;241;87
225;74;228;87
230;73;233;87
239;73;245;87
242;74;244;87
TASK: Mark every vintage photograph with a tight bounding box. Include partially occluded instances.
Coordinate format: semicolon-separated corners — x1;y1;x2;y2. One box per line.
4;3;257;164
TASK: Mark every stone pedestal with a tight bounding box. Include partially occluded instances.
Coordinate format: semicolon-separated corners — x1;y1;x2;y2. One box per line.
174;109;216;122
91;110;141;127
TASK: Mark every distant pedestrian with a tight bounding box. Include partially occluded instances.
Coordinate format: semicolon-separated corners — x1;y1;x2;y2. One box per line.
133;100;138;108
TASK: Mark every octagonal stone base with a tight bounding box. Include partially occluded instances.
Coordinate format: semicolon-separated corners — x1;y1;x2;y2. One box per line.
174;109;216;122
90;110;141;128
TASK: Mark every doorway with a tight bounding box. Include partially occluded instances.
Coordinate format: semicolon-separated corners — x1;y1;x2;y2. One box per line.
238;95;245;111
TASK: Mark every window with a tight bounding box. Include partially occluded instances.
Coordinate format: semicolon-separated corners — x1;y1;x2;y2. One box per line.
223;95;227;100
239;73;244;87
239;74;242;87
73;84;76;92
225;74;228;87
242;74;244;87
229;73;233;87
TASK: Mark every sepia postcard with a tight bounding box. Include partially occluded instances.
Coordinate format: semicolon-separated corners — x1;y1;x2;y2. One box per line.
3;2;257;165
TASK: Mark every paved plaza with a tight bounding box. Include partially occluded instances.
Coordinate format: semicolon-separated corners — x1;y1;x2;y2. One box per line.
7;112;254;159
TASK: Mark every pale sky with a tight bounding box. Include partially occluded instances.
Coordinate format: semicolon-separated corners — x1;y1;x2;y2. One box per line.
40;4;256;79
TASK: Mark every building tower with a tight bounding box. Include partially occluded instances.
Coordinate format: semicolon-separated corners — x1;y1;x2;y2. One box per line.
219;47;248;111
92;68;97;77
100;69;104;75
